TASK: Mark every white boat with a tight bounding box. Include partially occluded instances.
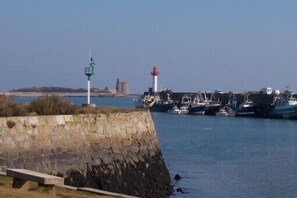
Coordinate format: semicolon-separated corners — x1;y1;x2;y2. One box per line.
168;105;181;115
216;106;235;117
179;105;189;115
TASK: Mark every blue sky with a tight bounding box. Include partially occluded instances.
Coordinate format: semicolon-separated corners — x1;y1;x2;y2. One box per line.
1;0;297;94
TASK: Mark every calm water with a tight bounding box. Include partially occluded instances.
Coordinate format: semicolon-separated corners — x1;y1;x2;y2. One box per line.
153;113;297;198
16;97;297;198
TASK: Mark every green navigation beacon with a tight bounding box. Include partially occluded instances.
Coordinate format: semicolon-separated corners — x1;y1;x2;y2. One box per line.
84;49;96;105
85;65;94;80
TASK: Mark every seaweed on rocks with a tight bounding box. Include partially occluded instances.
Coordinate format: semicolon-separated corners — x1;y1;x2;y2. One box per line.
64;151;173;198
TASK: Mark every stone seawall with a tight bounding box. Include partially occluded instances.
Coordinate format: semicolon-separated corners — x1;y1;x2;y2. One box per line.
0;111;173;197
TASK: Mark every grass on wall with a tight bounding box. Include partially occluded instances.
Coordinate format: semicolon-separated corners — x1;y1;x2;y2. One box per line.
0;95;145;117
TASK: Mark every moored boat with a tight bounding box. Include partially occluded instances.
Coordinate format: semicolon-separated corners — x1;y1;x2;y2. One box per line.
188;104;205;115
179;105;189;115
135;91;174;112
188;93;205;115
235;93;257;117
150;98;174;112
216;106;235;117
203;92;221;116
134;94;156;108
270;93;297;119
168;105;181;115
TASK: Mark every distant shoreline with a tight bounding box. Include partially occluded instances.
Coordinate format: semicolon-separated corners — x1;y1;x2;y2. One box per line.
1;91;141;98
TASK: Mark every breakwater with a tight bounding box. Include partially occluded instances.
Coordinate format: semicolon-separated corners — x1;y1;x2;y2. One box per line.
0;111;173;197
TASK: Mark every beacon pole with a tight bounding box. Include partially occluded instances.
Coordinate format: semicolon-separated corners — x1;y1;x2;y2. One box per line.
84;50;95;106
87;76;91;104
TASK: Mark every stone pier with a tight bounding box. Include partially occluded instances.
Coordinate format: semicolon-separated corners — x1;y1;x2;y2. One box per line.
0;111;173;197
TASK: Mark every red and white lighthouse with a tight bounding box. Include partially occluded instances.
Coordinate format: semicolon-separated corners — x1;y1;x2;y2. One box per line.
151;65;159;93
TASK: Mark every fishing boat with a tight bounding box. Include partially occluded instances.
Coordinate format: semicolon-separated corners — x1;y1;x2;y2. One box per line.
134;94;156;108
271;94;297;119
216;106;235;117
180;94;192;106
188;93;206;115
203;92;221;116
149;93;175;112
135;90;175;112
168;105;181;115
235;93;257;117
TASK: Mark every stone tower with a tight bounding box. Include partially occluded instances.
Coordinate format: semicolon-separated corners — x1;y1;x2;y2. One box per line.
120;82;129;95
116;78;121;93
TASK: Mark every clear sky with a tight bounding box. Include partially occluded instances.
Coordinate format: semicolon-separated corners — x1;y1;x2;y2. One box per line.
1;0;297;94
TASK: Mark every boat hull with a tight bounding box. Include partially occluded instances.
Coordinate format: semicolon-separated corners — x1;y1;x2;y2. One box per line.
216;110;235;117
271;105;297;119
150;103;174;112
204;105;220;116
235;105;259;117
188;105;205;115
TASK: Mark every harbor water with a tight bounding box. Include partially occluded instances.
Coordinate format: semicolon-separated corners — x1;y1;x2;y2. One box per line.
15;96;297;198
153;113;297;198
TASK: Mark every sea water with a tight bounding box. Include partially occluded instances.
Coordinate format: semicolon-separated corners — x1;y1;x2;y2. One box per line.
153;113;297;198
15;97;297;198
